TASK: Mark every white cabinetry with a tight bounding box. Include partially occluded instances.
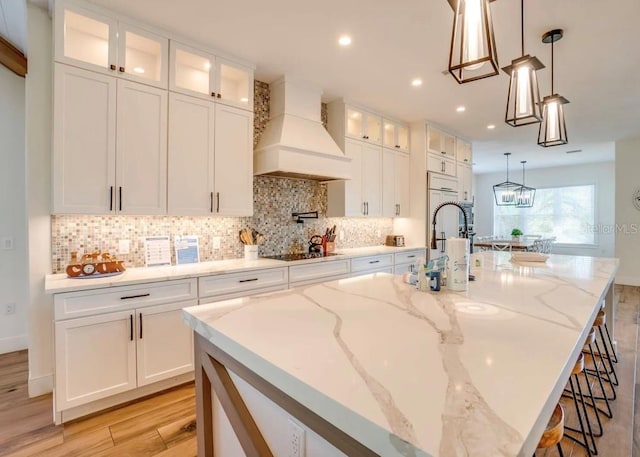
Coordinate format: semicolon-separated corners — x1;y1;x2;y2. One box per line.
382;149;410;217
53;64;167;214
199;267;288;303
54;1;168;88
345;106;382;145
350;254;394;277
457;163;473;202
393;249;425;275
54;279;197;412
426;126;456;158
168;96;253;216
327;138;381;217
383;119;410;152
169;41;254;110
289;260;351;287
456;139;472;165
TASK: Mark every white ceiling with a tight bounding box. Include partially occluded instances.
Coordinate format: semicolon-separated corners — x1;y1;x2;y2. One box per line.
0;0;27;53
78;0;640;172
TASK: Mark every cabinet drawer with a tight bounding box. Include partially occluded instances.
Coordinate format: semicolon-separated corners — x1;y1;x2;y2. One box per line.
289;260;351;284
351;254;393;273
395;249;425;265
54;279;197;320
393;263;415;275
351;266;393;278
199;267;288;299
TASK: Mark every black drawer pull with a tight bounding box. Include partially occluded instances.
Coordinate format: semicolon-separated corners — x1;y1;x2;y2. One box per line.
369;260;380;264
129;314;133;341
120;293;150;300
407;255;416;258
239;278;259;283
139;312;143;339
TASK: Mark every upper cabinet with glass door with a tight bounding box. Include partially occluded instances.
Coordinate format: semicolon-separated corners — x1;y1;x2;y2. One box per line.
170;41;254;110
383;119;410;152
345;106;382;145
54;1;168;88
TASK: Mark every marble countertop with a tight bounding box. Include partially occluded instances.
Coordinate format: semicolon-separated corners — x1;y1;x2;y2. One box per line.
45;245;425;293
183;252;618;457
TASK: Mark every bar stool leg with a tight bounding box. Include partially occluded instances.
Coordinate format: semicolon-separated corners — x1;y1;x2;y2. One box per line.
584;341;613;419
597;326;619;385
602;321;618;364
592;337;618;399
565;375;597;456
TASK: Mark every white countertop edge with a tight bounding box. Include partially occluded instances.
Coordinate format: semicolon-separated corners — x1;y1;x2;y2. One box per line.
182;309;433;457
44;246;426;294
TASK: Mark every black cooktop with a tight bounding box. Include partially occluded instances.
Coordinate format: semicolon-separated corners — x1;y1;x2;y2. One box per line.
262;252;343;262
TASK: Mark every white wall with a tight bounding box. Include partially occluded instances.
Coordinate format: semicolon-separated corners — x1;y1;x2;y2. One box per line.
474;161;616;258
0;65;28;354
26;3;54;396
614;138;640;286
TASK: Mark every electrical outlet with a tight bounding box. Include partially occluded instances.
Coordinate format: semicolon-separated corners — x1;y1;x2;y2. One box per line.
339;230;345;241
212;236;221;249
4;303;16;315
287;419;305;457
1;237;14;250
118;239;130;255
376;229;381;237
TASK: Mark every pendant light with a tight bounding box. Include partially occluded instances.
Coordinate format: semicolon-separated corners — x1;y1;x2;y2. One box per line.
448;0;500;84
502;0;545;127
493;153;522;206
538;29;569;147
515;161;535;207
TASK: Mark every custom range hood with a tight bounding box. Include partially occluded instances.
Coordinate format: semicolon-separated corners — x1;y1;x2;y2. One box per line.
254;77;351;181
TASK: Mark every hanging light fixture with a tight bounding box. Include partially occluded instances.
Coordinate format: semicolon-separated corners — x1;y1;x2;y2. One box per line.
493;153;522;206
538;29;569;147
502;0;545;127
515;160;536;207
448;0;500;84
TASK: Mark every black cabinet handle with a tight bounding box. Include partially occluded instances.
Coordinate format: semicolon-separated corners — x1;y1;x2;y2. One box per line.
120;293;150;300
407;255;416;258
119;187;122;211
119;66;125;73
210;192;214;213
395;145;400;148
211;92;216;97
369;260;380;264
139;312;143;339
363;202;366;215
109;186;114;211
129;314;133;341
239;278;258;283
217;93;221;99
110;64;116;71
216;192;220;212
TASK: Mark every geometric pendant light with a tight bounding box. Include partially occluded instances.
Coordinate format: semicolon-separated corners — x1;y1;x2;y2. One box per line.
448;0;500;84
502;0;545;127
515;160;536;207
538;29;570;147
493;153;522;206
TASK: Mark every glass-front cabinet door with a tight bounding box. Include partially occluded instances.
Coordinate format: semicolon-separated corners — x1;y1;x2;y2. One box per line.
364;113;382;145
346;107;364;139
383;121;397;149
170;41;216;100
117;23;168;88
55;3;117;73
397;124;410;151
216;58;253;110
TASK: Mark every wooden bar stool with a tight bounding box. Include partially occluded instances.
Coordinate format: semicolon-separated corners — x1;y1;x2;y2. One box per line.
535;403;565;456
564;352;597;456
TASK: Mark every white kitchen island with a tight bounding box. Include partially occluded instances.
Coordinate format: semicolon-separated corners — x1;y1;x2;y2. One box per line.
183;252;618;457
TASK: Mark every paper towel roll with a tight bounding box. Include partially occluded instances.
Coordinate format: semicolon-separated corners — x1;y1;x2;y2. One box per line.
446;237;470;291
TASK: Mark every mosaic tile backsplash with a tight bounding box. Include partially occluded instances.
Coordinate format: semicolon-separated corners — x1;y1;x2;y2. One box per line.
50;81;394;272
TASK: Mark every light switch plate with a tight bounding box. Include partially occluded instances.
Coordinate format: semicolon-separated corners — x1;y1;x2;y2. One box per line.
212;236;221;249
118;239;130;255
1;237;14;250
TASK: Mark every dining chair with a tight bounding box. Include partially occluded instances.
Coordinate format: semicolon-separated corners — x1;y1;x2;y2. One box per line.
491;242;512;252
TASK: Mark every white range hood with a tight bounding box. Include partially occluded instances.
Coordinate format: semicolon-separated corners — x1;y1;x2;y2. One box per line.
254;77;351;181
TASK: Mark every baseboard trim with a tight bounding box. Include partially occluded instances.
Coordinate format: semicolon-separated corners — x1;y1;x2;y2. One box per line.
615;276;640;287
0;334;28;355
29;373;54;397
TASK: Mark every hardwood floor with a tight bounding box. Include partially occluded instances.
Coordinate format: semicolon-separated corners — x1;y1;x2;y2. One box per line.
0;353;196;457
1;285;638;457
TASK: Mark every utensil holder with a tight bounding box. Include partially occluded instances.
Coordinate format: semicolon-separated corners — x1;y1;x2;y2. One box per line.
244;245;258;260
325;241;336;253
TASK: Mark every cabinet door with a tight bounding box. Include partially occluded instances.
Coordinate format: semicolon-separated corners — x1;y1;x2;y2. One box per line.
170;41;216;101
457;163;472;201
396;152;410;217
443;134;456;159
116;79;168;214
54;3;117;75
382;148;396;217
443;157;457;177
53;63;117;214
214;104;253;216
364;112;383;145
361;143;382;216
426;126;442;155
397;124;410;152
383;120;397;149
345;107;364;140
55;310;136;410
216;58;253;110
168;93;216;215
117;22;168;89
136;301;195;387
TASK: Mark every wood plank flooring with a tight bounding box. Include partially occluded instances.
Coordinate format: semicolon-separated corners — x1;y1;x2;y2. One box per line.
0;285;638;457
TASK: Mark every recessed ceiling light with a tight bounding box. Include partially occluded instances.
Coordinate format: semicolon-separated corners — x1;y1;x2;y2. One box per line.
456;106;466;112
487;124;496;130
133;67;145;74
338;35;352;46
411;78;423;87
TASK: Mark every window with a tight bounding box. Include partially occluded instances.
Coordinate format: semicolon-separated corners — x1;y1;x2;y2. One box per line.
493;185;596;244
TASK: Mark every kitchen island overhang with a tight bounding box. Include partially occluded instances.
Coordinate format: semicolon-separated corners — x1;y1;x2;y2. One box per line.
183;252;619;457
